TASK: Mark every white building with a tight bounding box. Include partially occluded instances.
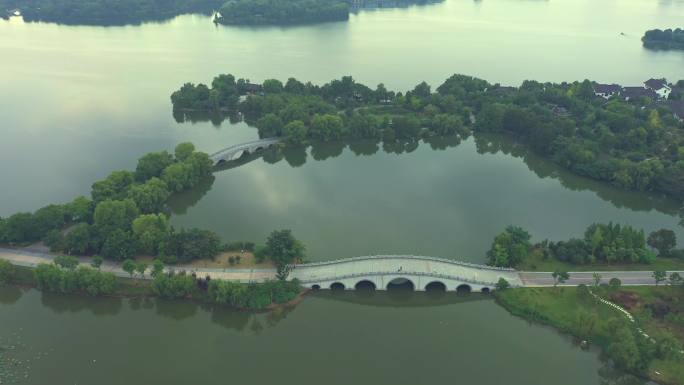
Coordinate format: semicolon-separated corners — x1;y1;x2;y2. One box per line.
644;78;671;99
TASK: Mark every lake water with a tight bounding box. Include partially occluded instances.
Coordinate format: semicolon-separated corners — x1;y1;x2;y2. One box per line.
1;0;683;383
0;287;649;385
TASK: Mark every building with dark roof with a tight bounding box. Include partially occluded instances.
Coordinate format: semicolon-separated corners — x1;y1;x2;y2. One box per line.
622;86;658;101
593;84;621;99
644;78;672;99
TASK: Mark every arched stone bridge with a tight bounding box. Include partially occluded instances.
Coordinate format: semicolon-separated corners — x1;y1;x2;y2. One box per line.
289;256;523;292
209;137;282;164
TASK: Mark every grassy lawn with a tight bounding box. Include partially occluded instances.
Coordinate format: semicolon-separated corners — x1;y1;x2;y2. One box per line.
496;286;684;385
517;250;684;272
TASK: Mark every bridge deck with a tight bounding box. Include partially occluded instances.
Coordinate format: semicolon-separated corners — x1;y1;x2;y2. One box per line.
290;256;522;287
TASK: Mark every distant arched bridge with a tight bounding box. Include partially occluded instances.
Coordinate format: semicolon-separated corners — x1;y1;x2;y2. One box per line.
210;137;282;164
289;255;523;292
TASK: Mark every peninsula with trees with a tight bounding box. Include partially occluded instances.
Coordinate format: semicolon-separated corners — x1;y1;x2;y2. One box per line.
214;0;443;26
0;142;307;309
642;28;684;51
171;73;684;201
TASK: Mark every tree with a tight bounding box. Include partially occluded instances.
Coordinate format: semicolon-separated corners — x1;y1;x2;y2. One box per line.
64;223;94;255
552;269;569;287
91;170;135;202
609;277;622;290
43;229;65;252
32;204;66;237
668;272;682;286
592;272;602;287
131;213;171;255
161;228;221;263
647;229;677;257
93;199;140;237
486;226;532;267
122;259;136;278
263;79;284;93
66;196;92;223
653;270;667;286
175;142;195;162
101;229;136;261
127;177;170;214
607;325;644;371
135;151;174;182
54;255;79;270
91;255;104;270
495;277;510;290
265;230;305;268
276;264;292;281
135;261;148;279
151;259;165;278
256;113;284;137
282;120;309;144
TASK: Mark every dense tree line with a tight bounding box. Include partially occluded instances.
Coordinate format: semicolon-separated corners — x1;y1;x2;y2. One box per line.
0;0;224;25
34;263;118;296
488;223;682;268
0;142;221;263
216;0;349;25
172;73;684;200
642;28;684;51
214;0;443;26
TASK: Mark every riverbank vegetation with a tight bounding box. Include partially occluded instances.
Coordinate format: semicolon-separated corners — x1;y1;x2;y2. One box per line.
171;74;684;200
486;223;684;270
496;285;684;384
1;261;303;310
0;0;224;25
642;28;684;51
214;0;443;26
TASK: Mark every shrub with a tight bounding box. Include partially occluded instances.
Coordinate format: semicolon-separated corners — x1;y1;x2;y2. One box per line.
152;271;196;299
0;259;16;285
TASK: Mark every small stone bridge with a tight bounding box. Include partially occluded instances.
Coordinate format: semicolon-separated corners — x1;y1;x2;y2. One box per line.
209;137;282;164
289;255;523;292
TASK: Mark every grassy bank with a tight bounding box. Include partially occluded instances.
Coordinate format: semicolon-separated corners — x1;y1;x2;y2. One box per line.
496;286;684;385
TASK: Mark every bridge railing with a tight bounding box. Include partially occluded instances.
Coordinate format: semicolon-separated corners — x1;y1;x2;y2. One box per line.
291;255;515;272
209;137;282;159
293;270;517;287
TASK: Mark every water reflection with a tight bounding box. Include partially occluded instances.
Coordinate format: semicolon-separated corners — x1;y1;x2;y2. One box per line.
154;298;199;320
0;286;24;305
166;175;216;215
312;288;492;308
473;134;682;218
204;133;681;220
39;292;123;316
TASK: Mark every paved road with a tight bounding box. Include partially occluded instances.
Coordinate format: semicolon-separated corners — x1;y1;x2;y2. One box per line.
519;271;684;287
0;248;276;283
2;248;681;287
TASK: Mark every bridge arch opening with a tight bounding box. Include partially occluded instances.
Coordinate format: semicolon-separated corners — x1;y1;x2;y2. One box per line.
387;277;415;291
481;287;491;294
355;280;376;291
330;282;345;291
311;284;321;291
425;281;447;292
456;284;472;294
